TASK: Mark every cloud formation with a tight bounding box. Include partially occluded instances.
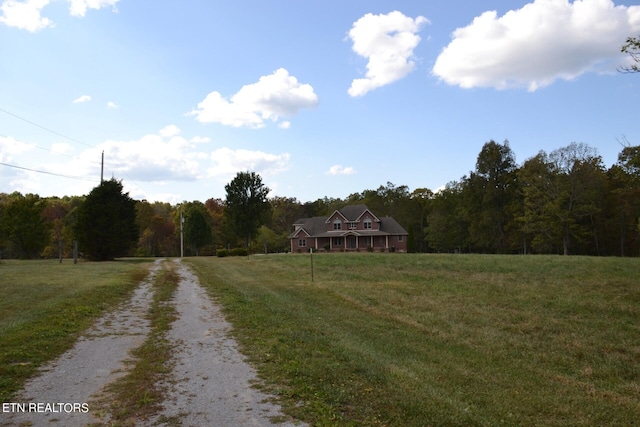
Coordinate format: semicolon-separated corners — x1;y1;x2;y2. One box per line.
0;135;34;162
0;0;52;32
432;0;640;91
327;165;356;176
0;0;119;31
189;68;319;128
71;125;203;182
68;0;119;17
348;11;429;97
73;95;91;103
208;148;290;178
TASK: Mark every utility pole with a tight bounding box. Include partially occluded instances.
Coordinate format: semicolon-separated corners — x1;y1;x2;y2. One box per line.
180;210;185;258
100;151;104;183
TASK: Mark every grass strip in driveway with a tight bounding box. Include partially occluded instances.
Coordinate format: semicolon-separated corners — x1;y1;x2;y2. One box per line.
0;259;152;402
186;254;640;427
97;260;179;426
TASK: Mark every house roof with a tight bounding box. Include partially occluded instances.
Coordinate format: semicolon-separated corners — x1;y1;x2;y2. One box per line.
290;205;408;238
335;204;381;222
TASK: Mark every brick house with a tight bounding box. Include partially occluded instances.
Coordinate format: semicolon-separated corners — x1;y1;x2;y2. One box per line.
290;204;408;252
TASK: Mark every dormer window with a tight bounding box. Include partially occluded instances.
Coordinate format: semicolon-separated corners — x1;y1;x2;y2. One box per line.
348;222;357;230
364;218;372;229
333;219;342;230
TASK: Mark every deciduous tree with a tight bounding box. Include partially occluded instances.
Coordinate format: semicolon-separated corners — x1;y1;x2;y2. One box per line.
183;201;213;256
466;140;518;252
0;193;50;259
224;171;271;248
620;36;640;73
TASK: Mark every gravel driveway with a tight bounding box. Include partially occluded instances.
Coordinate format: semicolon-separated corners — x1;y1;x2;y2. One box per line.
2;259;304;427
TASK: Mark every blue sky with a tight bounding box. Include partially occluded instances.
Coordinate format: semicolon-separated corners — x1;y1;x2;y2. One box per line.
1;0;639;203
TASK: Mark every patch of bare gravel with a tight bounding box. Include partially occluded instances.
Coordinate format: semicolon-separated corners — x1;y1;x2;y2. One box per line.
2;259;161;427
149;259;305;427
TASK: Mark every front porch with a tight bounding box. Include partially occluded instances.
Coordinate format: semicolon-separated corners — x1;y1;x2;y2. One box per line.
310;234;396;252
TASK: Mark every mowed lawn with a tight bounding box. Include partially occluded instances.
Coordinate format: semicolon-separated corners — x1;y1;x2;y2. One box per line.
0;259;152;402
186;254;640;427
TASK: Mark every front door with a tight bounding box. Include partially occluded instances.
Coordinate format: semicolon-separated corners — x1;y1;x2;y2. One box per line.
347;236;357;249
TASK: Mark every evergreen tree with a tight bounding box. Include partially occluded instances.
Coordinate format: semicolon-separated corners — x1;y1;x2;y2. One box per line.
74;179;138;261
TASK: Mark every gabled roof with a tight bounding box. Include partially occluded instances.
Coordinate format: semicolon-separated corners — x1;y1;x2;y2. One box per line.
325;204;380;223
290;216;328;238
290;205;408;238
341;204;381;222
378;216;408;235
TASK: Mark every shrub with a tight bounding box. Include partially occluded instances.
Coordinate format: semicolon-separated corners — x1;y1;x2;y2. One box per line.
230;248;249;257
216;249;229;257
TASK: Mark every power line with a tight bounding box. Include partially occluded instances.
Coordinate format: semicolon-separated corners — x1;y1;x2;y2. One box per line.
0;161;99;182
0;106;94;148
0;132;102;165
0;107;153;197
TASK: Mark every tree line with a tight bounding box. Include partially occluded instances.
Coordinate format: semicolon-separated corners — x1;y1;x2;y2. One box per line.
1;141;639;259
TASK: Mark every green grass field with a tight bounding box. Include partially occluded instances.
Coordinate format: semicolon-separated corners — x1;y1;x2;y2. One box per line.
186;254;640;426
1;255;638;426
0;258;152;402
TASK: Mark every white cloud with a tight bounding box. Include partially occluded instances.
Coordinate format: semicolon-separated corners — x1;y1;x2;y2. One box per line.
190;136;211;144
432;0;640;91
348;11;429;97
72;95;91;103
0;0;119;31
208;148;290;178
189;68;319;128
106;101;118;109
68;0;119;17
72;129;201;183
159;124;180;138
0;135;34;160
278;121;292;130
51;142;74;155
0;0;52;32
327;165;356;176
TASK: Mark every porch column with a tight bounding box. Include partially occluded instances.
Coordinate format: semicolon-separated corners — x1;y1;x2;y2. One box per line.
385;235;389;249
356;235;359;250
315;238;318;250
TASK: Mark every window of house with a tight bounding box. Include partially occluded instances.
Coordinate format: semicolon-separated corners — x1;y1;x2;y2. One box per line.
398;235;403;242
348;222;357;229
364;219;372;229
333;219;342;230
332;237;343;246
298;239;307;247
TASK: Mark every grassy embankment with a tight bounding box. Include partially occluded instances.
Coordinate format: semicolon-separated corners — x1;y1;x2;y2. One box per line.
186;253;640;426
0;258;153;402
